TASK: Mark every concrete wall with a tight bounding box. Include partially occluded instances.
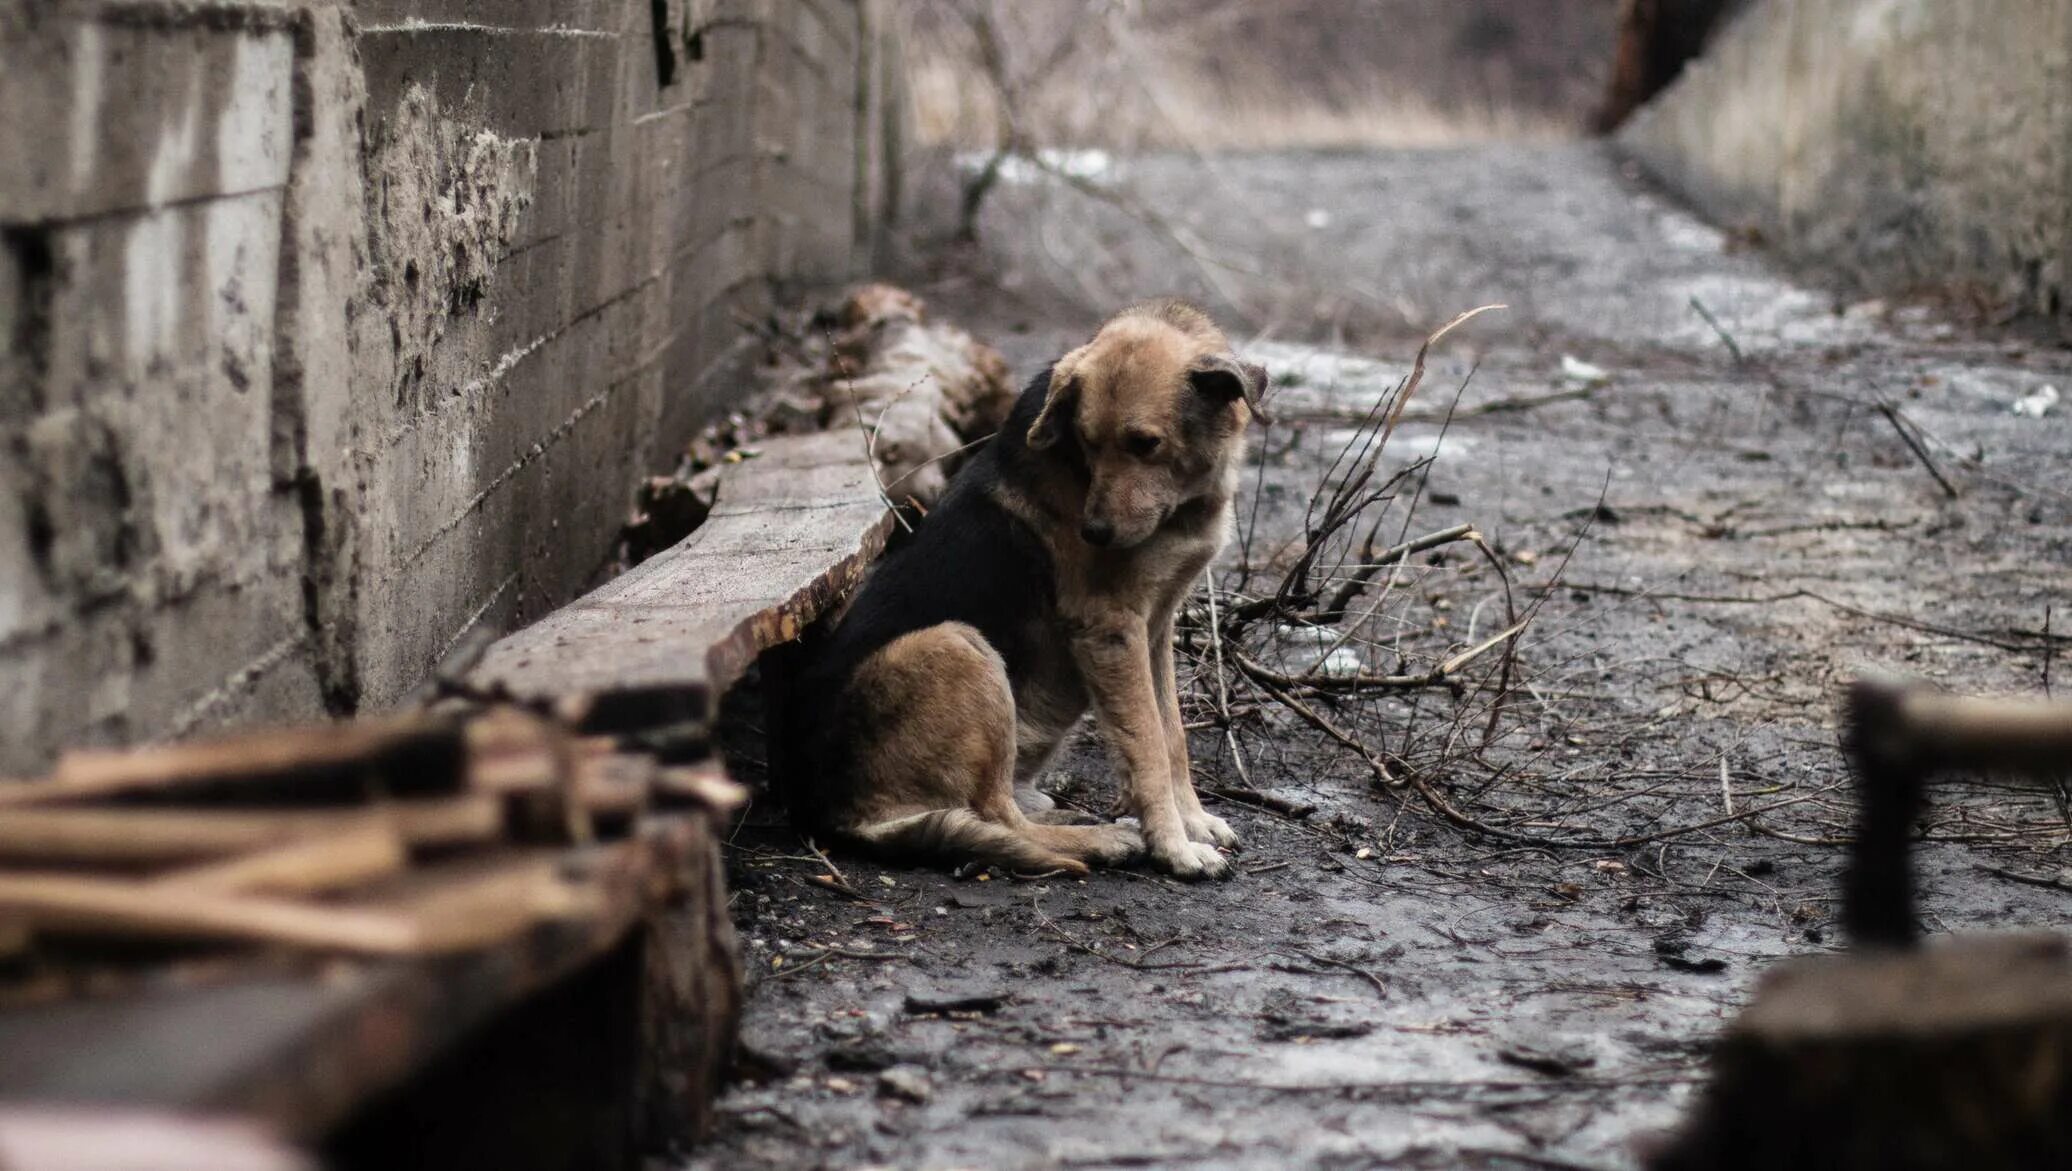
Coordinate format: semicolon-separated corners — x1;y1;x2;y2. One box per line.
1621;0;2071;327
0;0;898;772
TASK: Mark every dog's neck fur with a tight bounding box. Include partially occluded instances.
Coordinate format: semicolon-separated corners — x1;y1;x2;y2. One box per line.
991;397;1245;618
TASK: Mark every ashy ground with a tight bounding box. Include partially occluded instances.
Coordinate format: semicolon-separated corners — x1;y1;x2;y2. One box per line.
691;144;2069;1170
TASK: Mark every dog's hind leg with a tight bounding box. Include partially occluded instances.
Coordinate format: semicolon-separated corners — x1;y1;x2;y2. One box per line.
849;807;1078;874
1011;719;1103;826
1010;689;1095;823
841;624;1139;873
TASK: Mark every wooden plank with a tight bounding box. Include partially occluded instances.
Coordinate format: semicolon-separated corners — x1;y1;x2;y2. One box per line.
0;849;605;957
153;827;410;897
0;808;729;1141
1844;676;2072;945
577;753;661;817
347;854;585;954
0;797;504;868
1;716;464;809
463;707;572;795
0;875;423;954
1851;676;2072;772
467;430;892;726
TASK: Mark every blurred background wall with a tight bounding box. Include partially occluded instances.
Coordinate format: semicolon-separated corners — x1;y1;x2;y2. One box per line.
1622;0;2070;327
0;0;899;771
903;0;1620;151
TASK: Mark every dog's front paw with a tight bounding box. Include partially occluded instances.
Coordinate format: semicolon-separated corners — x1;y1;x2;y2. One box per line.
1149;837;1231;881
1184;811;1239;849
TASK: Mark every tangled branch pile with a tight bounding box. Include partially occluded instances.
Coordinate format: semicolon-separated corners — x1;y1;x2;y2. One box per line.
1174;313;2072;859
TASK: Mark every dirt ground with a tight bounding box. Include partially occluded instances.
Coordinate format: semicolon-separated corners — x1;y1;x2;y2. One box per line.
689;144;2069;1170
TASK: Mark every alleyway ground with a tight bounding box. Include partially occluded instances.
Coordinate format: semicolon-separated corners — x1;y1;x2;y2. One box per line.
695;144;2069;1170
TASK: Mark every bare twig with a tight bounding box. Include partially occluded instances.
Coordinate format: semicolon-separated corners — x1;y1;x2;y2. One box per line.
831;341;916;532
1282;947;1387;998
1317;523;1476;626
1033;897;1203;971
1876;401;1961;499
1287;387;1596;426
1689;296;1745;365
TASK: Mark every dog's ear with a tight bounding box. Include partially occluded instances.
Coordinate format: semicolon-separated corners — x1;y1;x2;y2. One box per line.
1026;357;1083;451
1189;354;1273;424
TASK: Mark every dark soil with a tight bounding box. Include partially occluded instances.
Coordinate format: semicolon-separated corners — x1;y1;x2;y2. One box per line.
689;145;2070;1170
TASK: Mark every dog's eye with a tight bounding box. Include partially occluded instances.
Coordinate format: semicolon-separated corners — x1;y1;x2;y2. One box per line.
1123;432;1162;458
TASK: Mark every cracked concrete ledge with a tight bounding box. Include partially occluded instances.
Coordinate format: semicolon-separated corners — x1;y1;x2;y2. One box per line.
468;428;895;730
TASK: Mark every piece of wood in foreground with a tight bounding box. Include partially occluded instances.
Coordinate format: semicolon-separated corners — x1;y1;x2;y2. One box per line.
0;874;425;954
0;797;502;867
152;825;409;896
468;430;892;725
1650;933;2072;1170
0;848;608;956
0;809;732;1143
1;715;462;809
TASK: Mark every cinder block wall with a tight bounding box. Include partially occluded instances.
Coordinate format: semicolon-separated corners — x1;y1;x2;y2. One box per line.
1620;0;2071;328
0;0;899;772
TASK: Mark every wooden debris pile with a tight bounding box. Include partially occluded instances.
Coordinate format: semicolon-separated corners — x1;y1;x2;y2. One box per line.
625;283;1013;562
0;704;743;964
816;282;1016;506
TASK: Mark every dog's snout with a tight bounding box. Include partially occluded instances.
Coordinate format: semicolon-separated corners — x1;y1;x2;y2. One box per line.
1080;518;1115;547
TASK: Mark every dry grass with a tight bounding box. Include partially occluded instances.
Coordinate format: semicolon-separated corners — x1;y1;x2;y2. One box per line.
902;0;1607;152
912;59;1575;151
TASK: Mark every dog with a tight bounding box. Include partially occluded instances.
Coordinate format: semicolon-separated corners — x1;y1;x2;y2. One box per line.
786;299;1270;880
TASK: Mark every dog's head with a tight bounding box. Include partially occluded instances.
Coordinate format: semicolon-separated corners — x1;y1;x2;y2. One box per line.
1025;300;1270;550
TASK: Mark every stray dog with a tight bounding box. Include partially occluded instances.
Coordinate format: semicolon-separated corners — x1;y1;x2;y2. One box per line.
788;299;1270;879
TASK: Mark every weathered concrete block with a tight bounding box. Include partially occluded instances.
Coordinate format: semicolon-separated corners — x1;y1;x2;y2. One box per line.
0;180;319;771
0;16;294;225
0;0;903;769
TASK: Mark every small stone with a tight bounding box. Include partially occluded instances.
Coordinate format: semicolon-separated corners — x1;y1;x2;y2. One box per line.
1559;354;1611;387
2012;385;2059;419
878;1065;932;1104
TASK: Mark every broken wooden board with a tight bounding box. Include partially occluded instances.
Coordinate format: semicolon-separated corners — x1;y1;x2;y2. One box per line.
0;704;750;1162
0;715;465;810
1650;934;2072;1170
467;430;893;729
0;807;737;1145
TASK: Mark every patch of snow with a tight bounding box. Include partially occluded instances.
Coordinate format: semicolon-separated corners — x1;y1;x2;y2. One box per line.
955;148;1117;187
2012;385;2059;419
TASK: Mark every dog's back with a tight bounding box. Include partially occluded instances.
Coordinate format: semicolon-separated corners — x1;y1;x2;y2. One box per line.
787;373;1058;834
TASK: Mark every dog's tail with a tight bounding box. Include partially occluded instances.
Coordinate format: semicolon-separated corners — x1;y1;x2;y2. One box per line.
847;809;1087;875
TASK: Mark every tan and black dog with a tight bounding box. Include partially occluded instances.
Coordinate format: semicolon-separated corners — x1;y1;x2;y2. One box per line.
787;299;1269;879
